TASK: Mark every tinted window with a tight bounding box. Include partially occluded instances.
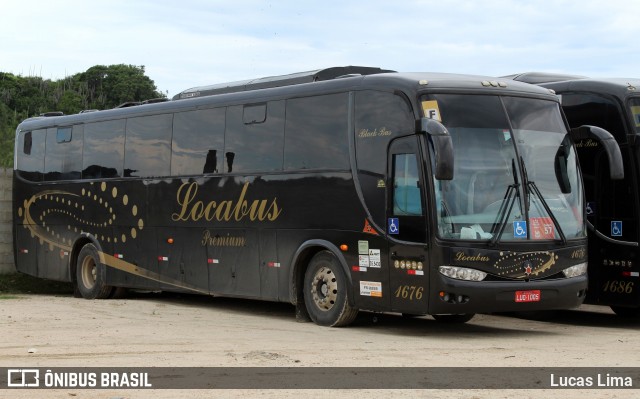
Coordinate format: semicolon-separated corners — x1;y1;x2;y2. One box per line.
630;98;640;133
388;136;426;243
124;114;172;177
23;131;32;155
355;90;414;226
56;127;72;143
284;93;349;170
45;125;83;180
504;97;566;133
393;153;423;216
243;104;266;124
172;107;226;175
224;101;285;173
561;93;627;142
83;120;125;179
17;129;46;181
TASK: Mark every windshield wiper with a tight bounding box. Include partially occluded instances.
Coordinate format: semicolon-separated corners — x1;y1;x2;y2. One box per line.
489;159;520;247
520;156;567;245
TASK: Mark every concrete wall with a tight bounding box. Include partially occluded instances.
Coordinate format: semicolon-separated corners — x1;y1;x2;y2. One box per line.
0;168;15;274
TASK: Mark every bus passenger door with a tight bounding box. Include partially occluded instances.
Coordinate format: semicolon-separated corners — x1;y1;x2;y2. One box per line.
386;136;430;314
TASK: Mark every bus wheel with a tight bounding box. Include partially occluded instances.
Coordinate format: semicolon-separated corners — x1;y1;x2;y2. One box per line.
304;251;358;327
76;244;112;299
610;306;640;318
432;313;475;324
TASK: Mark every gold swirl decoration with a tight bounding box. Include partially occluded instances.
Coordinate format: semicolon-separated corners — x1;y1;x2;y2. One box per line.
18;182;211;294
493;251;558;279
18;182;145;253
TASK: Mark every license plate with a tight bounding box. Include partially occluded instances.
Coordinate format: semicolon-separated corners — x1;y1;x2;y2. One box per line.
515;290;541;303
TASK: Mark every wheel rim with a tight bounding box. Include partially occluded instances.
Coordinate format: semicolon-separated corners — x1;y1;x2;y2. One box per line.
310;266;338;311
80;256;97;289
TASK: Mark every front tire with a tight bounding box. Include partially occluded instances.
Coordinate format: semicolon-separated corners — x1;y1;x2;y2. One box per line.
303;251;358;327
76;243;112;299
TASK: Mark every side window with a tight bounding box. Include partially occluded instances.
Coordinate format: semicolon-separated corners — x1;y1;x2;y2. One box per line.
56;127;72;143
284;93;349;170
243;104;267;124
45;126;83;180
23;131;33;155
224;101;285;173
393;154;423;216
16;129;46;181
561;93;626;142
124;114;172;177
83;120;125;179
355;90;414;227
172;107;226;176
387;136;426;243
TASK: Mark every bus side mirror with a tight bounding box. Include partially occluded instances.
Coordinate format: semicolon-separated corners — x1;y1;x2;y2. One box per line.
418;118;454;180
554;139;572;194
570;125;624;180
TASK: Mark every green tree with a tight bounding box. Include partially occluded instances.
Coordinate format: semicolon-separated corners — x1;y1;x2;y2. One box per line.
0;65;165;167
79;64;163;109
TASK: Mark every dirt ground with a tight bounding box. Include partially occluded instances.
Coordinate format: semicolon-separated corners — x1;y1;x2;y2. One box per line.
1;291;639;399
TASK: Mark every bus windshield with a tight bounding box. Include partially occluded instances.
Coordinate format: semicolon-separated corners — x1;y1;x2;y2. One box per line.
629;97;640;134
426;94;585;242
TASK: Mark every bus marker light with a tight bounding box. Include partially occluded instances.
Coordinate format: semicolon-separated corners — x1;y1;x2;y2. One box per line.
340;244;348;251
622;271;639;277
158;256;169;262
114;254;124;259
19;249;29;254
267;262;281;268
207;259;219;264
167;238;174;244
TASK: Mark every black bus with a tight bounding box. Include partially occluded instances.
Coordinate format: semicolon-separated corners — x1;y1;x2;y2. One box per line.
13;67;621;326
508;72;640;317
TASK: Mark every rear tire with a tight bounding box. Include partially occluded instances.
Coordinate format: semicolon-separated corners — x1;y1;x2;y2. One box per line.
432;313;475;324
303;251;358;327
76;243;112;299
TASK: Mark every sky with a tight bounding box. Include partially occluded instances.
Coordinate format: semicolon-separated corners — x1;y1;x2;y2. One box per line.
1;0;639;99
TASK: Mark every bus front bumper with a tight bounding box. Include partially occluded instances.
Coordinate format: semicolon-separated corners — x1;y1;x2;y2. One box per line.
429;274;588;315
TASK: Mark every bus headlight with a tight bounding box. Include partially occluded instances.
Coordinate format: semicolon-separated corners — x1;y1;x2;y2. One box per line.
439;266;487;281
562;262;587;278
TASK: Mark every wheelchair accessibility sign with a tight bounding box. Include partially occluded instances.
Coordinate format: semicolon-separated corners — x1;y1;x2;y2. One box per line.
388;218;399;235
611;221;623;237
513;221;527;238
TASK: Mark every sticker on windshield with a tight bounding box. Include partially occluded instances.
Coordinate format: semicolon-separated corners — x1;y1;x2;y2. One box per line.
502;130;512;142
513;221;527;238
421;100;441;122
530;217;554;240
631;106;640;127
